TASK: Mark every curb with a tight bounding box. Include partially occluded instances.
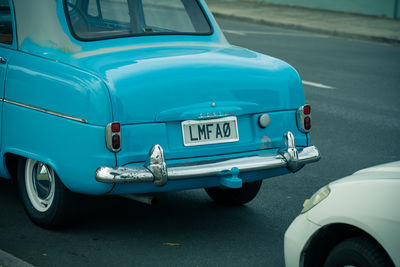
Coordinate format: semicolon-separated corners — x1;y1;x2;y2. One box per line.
0;249;34;267
211;12;400;45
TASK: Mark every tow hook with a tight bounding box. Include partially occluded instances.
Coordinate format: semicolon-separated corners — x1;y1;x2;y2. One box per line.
219;167;242;188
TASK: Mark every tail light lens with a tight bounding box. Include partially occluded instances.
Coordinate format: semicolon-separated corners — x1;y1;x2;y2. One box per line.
303;105;311;115
304;116;311;130
112;135;121;150
111;122;121;133
296;105;311;133
106;122;121;152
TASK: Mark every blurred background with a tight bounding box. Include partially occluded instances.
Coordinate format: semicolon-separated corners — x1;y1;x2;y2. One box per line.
254;0;399;19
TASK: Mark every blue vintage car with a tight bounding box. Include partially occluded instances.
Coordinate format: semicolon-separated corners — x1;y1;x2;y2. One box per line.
0;0;320;228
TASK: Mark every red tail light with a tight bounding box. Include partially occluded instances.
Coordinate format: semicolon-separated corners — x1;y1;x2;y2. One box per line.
304;116;311;130
303;105;311;115
296;105;311;133
106;122;121;152
111;122;121;133
112;135;121;150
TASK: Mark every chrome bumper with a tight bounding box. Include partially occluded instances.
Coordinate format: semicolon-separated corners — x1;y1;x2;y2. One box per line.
95;131;320;187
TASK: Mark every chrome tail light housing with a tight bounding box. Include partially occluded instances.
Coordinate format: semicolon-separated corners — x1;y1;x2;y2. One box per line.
296;105;311;133
105;122;121;152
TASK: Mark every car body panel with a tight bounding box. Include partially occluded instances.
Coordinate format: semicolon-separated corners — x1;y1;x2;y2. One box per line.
284;214;321;267
80;45;304;125
2;101;115;194
0;48;13;152
307;178;400;266
348;160;400;178
117;110;307;165
4;50;113;126
285;161;400;267
0;0;16;154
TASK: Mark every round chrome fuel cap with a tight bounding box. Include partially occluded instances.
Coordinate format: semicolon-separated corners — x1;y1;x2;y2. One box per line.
258;114;271;128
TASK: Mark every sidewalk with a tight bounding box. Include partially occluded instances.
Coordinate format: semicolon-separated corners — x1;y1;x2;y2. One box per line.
0;250;33;267
206;0;400;44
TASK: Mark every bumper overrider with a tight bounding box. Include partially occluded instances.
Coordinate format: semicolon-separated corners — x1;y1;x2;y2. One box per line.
95;131;320;187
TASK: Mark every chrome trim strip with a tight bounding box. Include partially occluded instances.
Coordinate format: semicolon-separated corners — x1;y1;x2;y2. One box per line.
3;99;88;124
95;131;321;185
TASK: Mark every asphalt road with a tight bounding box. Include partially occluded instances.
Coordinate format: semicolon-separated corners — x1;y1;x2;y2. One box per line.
1;18;400;267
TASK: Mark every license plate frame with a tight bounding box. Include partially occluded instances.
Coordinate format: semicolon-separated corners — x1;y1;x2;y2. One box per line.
181;116;239;147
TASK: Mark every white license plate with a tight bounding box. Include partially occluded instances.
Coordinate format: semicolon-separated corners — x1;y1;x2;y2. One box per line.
181;116;239;146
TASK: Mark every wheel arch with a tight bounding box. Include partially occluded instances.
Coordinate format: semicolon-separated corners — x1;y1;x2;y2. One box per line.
4;152;19;180
301;223;394;267
4;151;59;182
2;141;114;195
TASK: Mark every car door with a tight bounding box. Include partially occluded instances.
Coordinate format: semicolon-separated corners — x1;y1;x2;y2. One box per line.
0;0;15;150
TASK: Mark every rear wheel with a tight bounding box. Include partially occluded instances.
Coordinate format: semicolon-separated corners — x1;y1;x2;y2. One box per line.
324;236;394;267
205;180;262;205
17;158;78;229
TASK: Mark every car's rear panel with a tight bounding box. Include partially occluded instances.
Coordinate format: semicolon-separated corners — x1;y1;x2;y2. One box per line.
117;110;308;166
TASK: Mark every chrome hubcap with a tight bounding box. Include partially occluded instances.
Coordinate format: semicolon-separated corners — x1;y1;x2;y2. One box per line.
25;159;55;212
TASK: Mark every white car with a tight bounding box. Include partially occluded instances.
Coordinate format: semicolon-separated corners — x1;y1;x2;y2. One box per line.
284;161;400;267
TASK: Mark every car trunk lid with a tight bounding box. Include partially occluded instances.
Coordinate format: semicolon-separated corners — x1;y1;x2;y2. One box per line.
75;44;305;124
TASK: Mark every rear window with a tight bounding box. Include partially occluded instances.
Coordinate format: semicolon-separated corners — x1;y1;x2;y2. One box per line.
64;0;212;41
0;0;13;44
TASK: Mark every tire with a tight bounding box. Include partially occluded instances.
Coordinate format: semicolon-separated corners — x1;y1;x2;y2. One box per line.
205;180;262;205
324;236;394;267
17;157;78;229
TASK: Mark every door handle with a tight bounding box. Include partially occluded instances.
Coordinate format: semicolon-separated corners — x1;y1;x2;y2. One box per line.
0;57;6;64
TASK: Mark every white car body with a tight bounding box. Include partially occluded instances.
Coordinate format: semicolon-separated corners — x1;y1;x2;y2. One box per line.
284;161;400;267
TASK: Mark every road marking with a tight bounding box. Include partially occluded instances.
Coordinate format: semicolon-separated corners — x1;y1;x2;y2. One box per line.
303;80;335;89
223;30;247;36
222;29;335;90
223;29;328;38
